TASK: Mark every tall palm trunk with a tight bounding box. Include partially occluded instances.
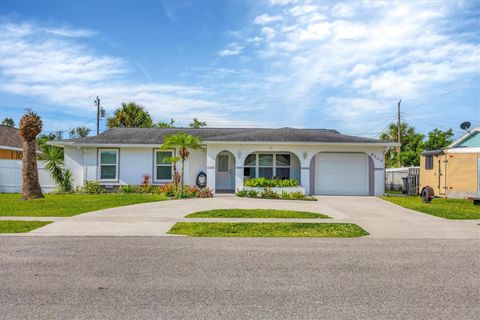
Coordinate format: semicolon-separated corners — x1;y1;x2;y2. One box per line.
180;158;185;191
19;110;44;200
21;140;43;199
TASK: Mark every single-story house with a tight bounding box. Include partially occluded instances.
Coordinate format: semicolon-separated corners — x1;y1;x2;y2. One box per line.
420;128;480;199
50;127;396;196
0;125;23;159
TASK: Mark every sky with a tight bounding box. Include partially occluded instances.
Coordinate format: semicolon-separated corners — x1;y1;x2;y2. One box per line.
0;0;479;139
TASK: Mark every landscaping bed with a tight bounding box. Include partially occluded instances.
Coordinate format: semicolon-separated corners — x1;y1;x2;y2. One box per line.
381;196;480;220
237;178;315;200
0;220;52;233
168;222;368;237
186;209;330;219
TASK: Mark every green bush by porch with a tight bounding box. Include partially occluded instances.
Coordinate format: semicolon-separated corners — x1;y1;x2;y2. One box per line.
243;178;299;187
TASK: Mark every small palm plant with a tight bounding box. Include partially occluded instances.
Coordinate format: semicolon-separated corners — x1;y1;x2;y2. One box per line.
44;147;73;193
161;132;202;193
19;110;44;199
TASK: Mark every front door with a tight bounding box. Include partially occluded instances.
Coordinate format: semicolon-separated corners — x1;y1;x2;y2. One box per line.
216;153;234;192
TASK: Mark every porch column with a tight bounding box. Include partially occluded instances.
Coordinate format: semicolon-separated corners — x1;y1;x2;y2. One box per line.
234;150;245;192
206;149;216;191
301;166;310;195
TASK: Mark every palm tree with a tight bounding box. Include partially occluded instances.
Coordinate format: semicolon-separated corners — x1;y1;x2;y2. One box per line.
19;110;44;199
161;132;202;192
106;102;154;128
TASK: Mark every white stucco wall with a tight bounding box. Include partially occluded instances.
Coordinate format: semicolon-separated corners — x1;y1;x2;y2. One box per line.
63;143;387;195
64;146;84;188
204;143;386;195
185;148;207;186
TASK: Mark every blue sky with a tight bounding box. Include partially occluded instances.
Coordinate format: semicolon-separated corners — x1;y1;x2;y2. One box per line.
0;0;478;138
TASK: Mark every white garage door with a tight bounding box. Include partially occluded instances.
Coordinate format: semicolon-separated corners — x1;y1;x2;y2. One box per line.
314;153;369;195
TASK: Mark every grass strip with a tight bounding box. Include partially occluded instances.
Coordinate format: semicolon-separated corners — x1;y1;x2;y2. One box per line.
168;222;368;237
186;208;330;219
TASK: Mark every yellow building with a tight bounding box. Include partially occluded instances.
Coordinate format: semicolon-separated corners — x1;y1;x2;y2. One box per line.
0;125;23;160
419;129;480;199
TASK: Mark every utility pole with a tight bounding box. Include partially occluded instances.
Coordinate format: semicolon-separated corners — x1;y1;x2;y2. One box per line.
397;99;402;167
95;96;101;135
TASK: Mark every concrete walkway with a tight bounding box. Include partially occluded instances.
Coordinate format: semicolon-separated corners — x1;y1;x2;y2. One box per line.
2;195;478;238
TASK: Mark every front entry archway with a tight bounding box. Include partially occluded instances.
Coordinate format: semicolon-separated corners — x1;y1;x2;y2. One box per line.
215;151;235;193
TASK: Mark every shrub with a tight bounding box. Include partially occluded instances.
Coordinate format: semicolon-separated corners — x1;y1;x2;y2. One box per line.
247;189;259;198
288;191;306;199
142;185;160;194
236;189;248;197
259;187;279;199
118;185;142;194
197;188;214;198
80;180;105;194
159;183;176;197
243;178;299;188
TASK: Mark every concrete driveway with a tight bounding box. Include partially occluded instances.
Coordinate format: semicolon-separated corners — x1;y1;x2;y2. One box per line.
8;195;478;239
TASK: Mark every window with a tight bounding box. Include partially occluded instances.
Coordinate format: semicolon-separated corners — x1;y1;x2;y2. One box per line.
244;154;256;178
258;154;273;178
155;150;173;181
275;154;290;179
244;153;292;179
425;156;433;170
218;155;229;172
99;149;118;181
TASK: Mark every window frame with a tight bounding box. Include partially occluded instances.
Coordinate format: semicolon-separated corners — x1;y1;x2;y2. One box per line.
425;155;434;170
243;153;292;179
98;148;119;182
154;149;174;183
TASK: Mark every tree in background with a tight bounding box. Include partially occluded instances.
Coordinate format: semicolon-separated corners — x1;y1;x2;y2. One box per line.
156;118;175;128
423;128;454;151
380;123;425;168
189;118;207;128
381;123;455;168
69;126;91;138
19;110;44;199
160;132;203;193
106;102;153;128
1;117;15;127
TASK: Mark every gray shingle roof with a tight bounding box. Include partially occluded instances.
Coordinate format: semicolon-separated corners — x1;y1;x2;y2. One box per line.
54;127;385;145
0;125;23;149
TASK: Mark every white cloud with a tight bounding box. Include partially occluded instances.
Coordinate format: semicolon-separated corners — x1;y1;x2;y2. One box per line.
218;42;244;56
326;97;386;119
239;1;479;117
0;21;232;128
289;5;319;17
331;3;355;18
254;14;283;25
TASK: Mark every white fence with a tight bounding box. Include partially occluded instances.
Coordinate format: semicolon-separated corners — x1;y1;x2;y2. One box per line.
385;167;420;192
0;160;57;193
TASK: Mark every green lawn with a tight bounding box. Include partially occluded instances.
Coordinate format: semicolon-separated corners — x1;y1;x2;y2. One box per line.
0;193;168;217
381;196;480;220
185;209;330;219
168;222;368;237
0;220;52;233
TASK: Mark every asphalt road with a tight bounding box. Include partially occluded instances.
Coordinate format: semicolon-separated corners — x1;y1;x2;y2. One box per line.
0;237;479;320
